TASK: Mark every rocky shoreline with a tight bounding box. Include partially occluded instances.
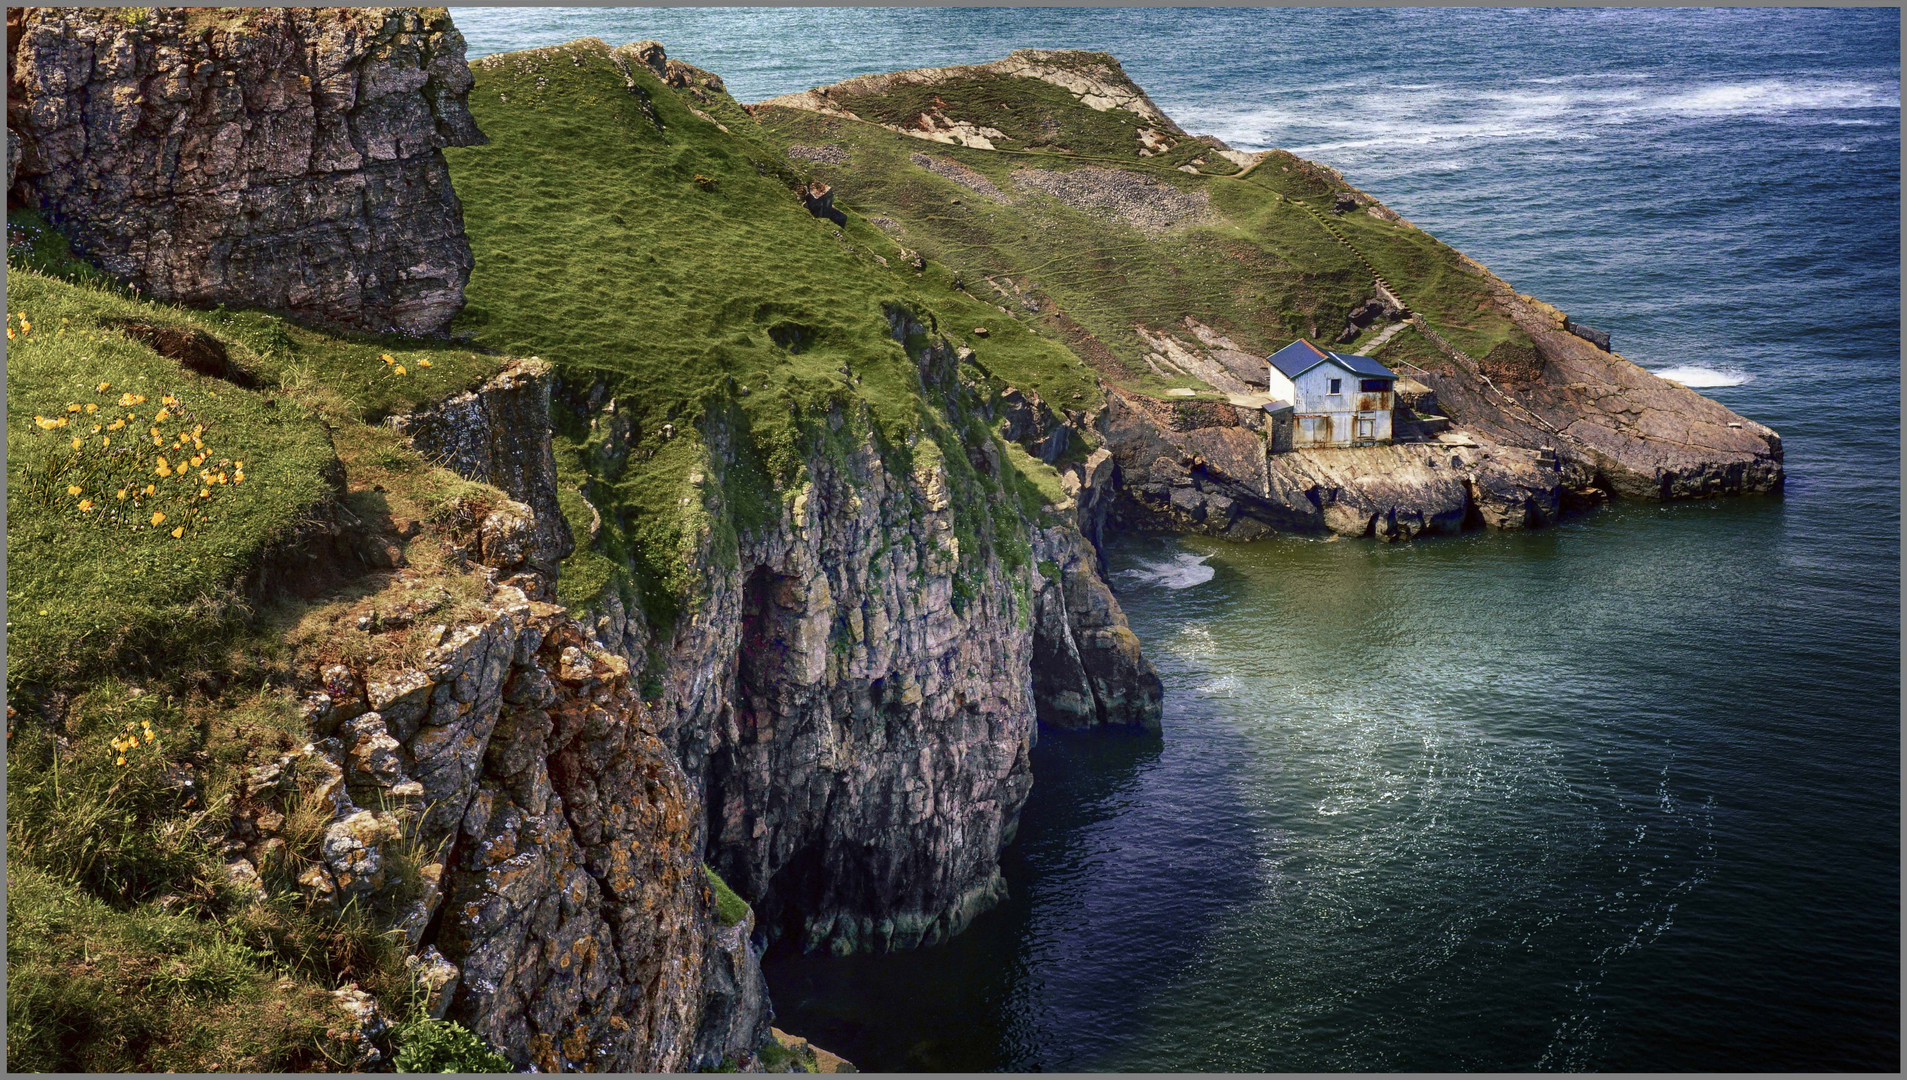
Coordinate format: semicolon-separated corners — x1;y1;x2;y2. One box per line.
5;9;1782;1073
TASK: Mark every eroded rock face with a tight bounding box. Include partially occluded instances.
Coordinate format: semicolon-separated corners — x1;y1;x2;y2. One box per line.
388;358;575;580
1411;288;1783;501
268;509;717;1072
7;7;484;335
582;326;1161;957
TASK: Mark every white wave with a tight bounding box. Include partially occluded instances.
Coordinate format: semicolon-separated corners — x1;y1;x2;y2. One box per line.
1652;365;1752;388
1177;76;1897;159
1116;552;1216;590
1645;78;1900;116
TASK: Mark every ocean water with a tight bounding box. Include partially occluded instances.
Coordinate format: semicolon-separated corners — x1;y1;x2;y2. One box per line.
452;8;1900;1071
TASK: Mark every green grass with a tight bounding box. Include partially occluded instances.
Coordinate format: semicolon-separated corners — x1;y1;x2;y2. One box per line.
6;228;522;1075
752;97;1541;389
6;680;417;1072
752;106;1371;391
703;864;752;928
445;39;1089;630
839;67;1212;166
4;270;339;694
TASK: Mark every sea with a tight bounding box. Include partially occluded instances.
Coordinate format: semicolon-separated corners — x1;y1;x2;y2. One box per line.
450;7;1900;1071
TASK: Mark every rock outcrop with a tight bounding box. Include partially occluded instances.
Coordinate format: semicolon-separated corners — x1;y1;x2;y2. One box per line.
1407;291;1783;500
388;357;575;582
7;6;484;335
1100;388;1569;541
576;314;1161;956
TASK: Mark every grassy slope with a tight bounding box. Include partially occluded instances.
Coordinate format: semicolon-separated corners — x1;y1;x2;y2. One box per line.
444;39;1083;624
750;75;1536;382
5;245;511;1070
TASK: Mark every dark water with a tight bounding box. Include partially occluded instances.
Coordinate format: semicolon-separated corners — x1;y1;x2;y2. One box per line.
452;7;1900;1070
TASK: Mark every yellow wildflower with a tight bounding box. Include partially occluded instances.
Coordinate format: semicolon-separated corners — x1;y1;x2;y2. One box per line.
151;511;165;526
200;487;210;498
85;403;98;414
394;364;407;375
71;437;82;450
161;394;177;406
117;489;128;500
78;499;94;512
118;393;145;407
233;470;245;484
143;484;155;496
155;408;171;423
108;418;125;431
66;403;81;413
170;525;184;539
418;359;433;368
381;353;394;365
116;755;127;767
96;382;111;393
66;485;81;496
155;457;171;477
102;437;110;447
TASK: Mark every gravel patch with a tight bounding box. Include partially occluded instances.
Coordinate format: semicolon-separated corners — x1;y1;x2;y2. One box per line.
786;144;850;164
1010;166;1216;234
909;152;1011;203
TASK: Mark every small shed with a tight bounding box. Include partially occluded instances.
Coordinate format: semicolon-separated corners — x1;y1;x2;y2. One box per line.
1266;339;1398;447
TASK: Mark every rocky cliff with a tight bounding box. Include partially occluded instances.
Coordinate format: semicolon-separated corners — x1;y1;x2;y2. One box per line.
572;312;1161;957
209;361;767;1072
7;6;484;335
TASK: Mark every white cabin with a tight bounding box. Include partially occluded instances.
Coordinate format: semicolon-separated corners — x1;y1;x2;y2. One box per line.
1266;339;1398;448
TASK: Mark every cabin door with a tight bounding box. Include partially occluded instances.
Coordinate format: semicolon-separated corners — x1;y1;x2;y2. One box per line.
1355;416;1376;443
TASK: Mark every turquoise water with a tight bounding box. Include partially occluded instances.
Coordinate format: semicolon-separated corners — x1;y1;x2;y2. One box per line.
453;7;1900;1070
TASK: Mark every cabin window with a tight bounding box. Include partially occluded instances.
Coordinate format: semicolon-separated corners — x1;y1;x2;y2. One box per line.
1328;378;1342;395
1360;379;1389;393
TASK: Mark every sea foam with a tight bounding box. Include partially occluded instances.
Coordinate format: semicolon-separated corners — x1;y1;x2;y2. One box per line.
1117;553;1216;590
1653;365;1752;388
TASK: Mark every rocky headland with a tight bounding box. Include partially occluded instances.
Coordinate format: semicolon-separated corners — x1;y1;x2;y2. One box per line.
5;10;1778;1074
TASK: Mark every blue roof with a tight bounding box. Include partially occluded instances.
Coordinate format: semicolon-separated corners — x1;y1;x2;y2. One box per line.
1266;339;1396;381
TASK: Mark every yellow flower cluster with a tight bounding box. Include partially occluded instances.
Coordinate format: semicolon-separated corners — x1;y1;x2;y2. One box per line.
108;717;156;767
381;353;432;375
31;380;255;539
7;311;30;340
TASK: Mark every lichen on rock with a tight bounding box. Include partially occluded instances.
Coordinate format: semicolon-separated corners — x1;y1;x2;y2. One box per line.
7;6;486;334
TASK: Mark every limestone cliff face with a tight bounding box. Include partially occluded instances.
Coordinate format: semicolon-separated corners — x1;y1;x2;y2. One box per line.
7;6;484;335
216;364;770;1073
579;316;1162;956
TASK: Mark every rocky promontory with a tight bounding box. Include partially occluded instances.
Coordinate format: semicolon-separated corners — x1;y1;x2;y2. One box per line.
7;6;484;334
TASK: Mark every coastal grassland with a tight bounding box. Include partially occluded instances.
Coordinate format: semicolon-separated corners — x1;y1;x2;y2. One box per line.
445;39;1093;625
4;270;338;693
833;68;1219;169
6;260;513;1070
752;106;1372;387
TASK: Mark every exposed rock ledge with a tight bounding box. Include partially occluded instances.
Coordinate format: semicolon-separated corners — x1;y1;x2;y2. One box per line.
1100;389;1569;542
7;6;485;335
